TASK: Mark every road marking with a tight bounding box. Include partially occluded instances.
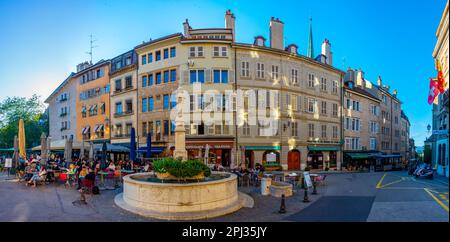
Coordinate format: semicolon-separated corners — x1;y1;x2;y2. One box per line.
376;173;387;189
424;188;449;212
378;179;404;189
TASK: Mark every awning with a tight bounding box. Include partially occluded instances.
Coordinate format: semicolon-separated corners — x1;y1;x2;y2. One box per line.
81;106;86;113
244;146;281;151
82;126;90;134
94;125;99;132
137;147;165;154
308;146;339;151
99;124;104;131
374;154;403;158
345;153;371;159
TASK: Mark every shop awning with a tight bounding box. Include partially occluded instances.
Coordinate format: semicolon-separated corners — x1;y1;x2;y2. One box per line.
137;147;165;154
244;146;281;151
346;153;371;159
308;146;339;151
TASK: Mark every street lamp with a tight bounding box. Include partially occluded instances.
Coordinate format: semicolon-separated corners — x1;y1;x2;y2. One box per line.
427;124;431;134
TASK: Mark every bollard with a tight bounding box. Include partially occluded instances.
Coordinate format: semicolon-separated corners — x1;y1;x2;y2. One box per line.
279;194;286;213
303;188;310;203
312;181;318;195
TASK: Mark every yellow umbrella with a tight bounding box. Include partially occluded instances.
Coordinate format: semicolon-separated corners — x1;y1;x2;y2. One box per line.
18;119;26;160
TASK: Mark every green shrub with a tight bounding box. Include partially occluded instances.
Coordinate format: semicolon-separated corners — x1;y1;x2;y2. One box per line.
153;158;211;178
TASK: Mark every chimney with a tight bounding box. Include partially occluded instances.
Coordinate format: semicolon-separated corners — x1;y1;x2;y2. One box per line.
225;10;236;41
393;89;397;97
183;19;190;38
356;68;364;87
377;75;382;86
269;17;284;50
321;39;332;65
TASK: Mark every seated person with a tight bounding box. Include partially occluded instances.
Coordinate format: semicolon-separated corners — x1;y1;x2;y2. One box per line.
107;161;116;171
27;167;47;187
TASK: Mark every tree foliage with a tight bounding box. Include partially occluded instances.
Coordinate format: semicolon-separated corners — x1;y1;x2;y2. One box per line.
0;95;48;149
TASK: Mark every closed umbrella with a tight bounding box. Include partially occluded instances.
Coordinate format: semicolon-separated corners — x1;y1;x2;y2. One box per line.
101;142;107;170
64;139;69;161
13;135;19;168
146;132;152;159
18;119;26;160
88;142;94;161
130;127;136;161
67;137;73;164
40;133;47;165
204;144;210;165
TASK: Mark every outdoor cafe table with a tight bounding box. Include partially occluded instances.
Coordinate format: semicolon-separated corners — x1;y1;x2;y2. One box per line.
97;171;109;190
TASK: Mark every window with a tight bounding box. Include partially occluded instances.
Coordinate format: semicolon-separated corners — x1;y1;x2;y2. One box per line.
170;94;177;109
346;99;351;109
332;103;338;117
321;101;327;115
156;50;161;61
332;126;338;139
291;94;298;111
163;120;169;136
189;47;196;57
197;47;204;57
308;123;315;138
213;70;228;83
148;53;153;63
163;94;169;110
170;121;176;135
125;99;132;112
142;98;147;112
142;76;147;87
100;103;105;114
163;48;169;59
332;81;338;94
370;138;377;150
345;137;352;150
221;47;227;56
125;76;132;88
148;74;153;86
115;79;122;91
149;121;153;136
307;98;316;113
291;69;298;84
115;102;123;114
241;61;249;77
321;125;327;138
320;78;327;91
190;70;205;83
370;122;378;133
256;63;265;79
243;121;250;136
213;47;220;57
291;121;298;137
142;122;147;136
156;72;161;84
308;74;315;88
163;70;169;83
148;97;154;111
382;94;387;104
170;47;176;58
170;69;176;82
271;65;279;80
371;105;378;115
142;55;147;65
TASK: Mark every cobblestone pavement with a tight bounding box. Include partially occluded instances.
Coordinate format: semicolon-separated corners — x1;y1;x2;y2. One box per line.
0;171;447;222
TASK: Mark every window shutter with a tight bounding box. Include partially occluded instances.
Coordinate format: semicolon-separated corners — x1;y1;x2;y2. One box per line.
205;69;211;83
181;70;189;85
297;95;302;111
304;97;308;112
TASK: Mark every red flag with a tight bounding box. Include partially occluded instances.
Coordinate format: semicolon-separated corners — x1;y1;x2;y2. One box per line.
428;78;439;104
436;60;445;93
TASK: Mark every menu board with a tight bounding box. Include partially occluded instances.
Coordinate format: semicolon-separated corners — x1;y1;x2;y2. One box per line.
303;172;313;188
267;153;276;163
5;158;12;168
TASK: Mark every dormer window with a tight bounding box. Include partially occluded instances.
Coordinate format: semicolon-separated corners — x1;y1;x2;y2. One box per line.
286;44;298;54
254;36;266;47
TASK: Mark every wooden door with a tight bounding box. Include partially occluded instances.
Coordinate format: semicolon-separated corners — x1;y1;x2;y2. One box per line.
288;151;300;170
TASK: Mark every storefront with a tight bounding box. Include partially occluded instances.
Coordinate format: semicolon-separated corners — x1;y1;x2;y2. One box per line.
186;137;234;167
307;146;339;170
242;146;281;170
343;152;379;171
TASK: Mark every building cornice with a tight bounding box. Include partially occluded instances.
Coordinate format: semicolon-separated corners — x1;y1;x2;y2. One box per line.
135;33;183;52
344;87;381;103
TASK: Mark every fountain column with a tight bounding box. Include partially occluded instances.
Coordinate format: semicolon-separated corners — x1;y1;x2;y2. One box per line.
173;96;188;161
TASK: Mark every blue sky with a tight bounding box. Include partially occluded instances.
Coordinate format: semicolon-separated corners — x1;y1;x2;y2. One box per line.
0;0;446;145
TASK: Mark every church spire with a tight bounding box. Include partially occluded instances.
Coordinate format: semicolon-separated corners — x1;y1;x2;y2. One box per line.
307;17;314;58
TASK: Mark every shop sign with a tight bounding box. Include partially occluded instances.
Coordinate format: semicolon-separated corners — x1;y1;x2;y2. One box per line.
5;158;12;168
267;153;277;162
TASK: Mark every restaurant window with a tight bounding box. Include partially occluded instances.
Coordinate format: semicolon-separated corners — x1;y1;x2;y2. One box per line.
156;50;161;61
170;47;176;58
163;48;169;59
148;53;153;63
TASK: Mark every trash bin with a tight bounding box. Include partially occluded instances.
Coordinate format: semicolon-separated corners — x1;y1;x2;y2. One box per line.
261;177;272;195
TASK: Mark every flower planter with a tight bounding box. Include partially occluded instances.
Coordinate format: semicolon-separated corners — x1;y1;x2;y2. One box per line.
156;172;205;181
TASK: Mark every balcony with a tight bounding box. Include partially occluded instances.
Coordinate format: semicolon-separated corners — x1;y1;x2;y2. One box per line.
59;112;68;117
114;110;134;118
113;86;134;95
60;127;67;131
59;97;68;102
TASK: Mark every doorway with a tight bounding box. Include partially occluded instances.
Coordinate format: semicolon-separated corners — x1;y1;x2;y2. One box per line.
288;150;301;170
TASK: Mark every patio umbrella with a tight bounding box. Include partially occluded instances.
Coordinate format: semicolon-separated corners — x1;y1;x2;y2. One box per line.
13;135;19;168
146;132;152;159
101;141;107;170
130;127;136;161
204;144;210;165
40;133;47;165
88;142;94;161
18;119;26;160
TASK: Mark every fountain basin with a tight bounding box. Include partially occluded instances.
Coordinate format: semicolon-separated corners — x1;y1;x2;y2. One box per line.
115;172;251;220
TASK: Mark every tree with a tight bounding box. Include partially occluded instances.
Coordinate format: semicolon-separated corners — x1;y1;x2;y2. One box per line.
0;95;48;149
